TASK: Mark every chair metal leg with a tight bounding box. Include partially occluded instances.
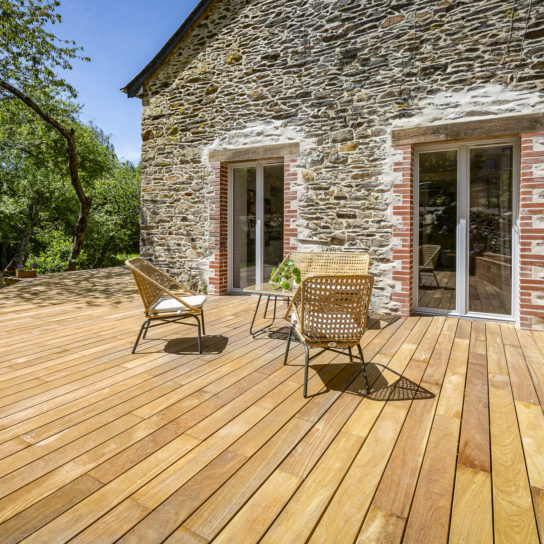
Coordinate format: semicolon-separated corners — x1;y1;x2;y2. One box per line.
283;326;293;366
357;344;371;394
249;294;263;336
303;345;310;398
433;271;440;287
195;315;202;354
200;310;206;336
348;346;353;362
132;319;149;354
142;319;151;339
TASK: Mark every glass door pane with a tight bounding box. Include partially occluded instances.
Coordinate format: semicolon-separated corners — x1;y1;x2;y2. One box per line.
263;164;284;282
469;146;513;315
418;151;457;311
232;167;256;289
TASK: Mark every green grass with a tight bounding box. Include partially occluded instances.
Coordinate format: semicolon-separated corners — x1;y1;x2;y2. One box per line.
116;252;140;263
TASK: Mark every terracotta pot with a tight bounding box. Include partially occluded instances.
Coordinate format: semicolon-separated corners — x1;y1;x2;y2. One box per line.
16;269;37;278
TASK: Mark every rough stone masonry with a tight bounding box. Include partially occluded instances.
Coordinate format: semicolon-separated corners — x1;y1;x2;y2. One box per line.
136;0;544;316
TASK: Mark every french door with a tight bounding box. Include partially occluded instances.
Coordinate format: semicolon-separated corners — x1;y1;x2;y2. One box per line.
229;162;284;291
415;139;519;320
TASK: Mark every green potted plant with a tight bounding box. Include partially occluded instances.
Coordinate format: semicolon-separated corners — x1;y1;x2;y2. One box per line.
269;259;301;291
16;263;37;279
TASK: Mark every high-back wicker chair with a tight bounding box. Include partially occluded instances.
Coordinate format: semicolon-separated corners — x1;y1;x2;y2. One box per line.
419;244;441;287
272;251;370;281
283;274;374;397
126;258;206;353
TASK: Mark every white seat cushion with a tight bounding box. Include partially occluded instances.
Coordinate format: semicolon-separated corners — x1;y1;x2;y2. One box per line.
150;295;206;314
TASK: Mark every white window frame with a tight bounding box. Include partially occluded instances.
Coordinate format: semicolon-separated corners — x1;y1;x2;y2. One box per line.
414;137;520;323
228;160;283;293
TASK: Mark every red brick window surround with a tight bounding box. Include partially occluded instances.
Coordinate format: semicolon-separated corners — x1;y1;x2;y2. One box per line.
208;162;229;295
519;131;544;331
391;145;415;316
283;155;298;256
208;157;298;295
392;136;544;331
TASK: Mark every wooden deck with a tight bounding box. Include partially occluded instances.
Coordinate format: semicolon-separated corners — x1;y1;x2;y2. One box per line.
419;270;512;314
0;267;543;543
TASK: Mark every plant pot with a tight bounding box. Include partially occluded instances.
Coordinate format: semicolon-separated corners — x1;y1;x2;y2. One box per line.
16;269;37;278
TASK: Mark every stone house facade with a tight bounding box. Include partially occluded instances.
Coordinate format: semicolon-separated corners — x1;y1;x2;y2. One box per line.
124;0;544;330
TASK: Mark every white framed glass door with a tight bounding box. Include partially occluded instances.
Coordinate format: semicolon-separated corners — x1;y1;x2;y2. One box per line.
228;162;284;291
415;139;519;320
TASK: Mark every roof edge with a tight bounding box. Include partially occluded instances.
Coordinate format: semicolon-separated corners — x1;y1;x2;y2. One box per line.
123;0;214;98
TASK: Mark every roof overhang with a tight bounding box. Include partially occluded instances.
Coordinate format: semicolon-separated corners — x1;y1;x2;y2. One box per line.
121;0;214;98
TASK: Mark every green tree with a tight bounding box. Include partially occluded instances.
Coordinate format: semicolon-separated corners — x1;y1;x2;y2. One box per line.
0;0;92;270
0;97;140;273
84;162;141;267
0;95;71;269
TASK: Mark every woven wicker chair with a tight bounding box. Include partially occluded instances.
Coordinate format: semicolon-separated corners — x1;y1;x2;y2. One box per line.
272;251;370;281
125;258;206;354
419;244;441;287
254;251;370;337
283;274;374;397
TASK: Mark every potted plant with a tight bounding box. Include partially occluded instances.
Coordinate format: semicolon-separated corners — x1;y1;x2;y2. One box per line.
16;263;37;278
269;260;301;291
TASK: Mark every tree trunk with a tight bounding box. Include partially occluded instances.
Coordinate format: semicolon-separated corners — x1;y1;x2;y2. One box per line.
4;209;40;271
67;196;92;270
0;79;92;271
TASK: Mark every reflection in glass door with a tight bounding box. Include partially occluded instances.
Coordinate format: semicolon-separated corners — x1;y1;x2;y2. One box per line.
417;142;516;318
263;164;284;282
231;167;257;290
230;163;284;291
469;147;513;315
418;151;457;311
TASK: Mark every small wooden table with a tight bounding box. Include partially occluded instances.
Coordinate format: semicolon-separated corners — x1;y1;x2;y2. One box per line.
243;283;296;337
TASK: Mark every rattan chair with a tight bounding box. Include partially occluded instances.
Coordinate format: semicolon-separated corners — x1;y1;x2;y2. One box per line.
272;251;370;280
419;244;441;287
125;258;206;353
283;274;374;397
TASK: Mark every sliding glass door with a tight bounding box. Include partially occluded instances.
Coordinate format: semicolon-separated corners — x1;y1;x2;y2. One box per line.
230;162;284;291
468;146;513;315
231;167;257;290
416;141;518;319
418;150;458;311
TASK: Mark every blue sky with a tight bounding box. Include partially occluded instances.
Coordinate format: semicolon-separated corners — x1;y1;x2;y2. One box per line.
53;0;201;163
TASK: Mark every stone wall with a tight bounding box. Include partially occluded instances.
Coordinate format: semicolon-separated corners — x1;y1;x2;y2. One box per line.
138;0;544;314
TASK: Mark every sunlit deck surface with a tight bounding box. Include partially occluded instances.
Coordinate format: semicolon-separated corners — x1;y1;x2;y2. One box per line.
1;267;543;543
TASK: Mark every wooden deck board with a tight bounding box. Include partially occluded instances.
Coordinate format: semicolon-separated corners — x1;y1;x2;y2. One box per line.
0;268;542;543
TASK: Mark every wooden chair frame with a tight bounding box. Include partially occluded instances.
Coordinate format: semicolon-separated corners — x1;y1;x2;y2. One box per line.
283;274;374;397
126;258;206;353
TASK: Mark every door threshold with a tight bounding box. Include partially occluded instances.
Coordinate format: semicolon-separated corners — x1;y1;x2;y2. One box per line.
413;310;515;324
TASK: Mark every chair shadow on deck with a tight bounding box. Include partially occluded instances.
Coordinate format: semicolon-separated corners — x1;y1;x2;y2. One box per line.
362;365;434;402
306;360;434;401
366;313;402;330
267;326;301;342
161;335;229;354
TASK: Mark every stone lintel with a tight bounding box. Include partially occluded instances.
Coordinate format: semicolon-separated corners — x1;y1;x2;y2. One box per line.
208;142;300;163
391;113;544;146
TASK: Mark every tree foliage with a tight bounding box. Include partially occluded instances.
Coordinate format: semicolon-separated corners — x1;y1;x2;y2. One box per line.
0;0;87;98
0;0;96;270
0;97;140;273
